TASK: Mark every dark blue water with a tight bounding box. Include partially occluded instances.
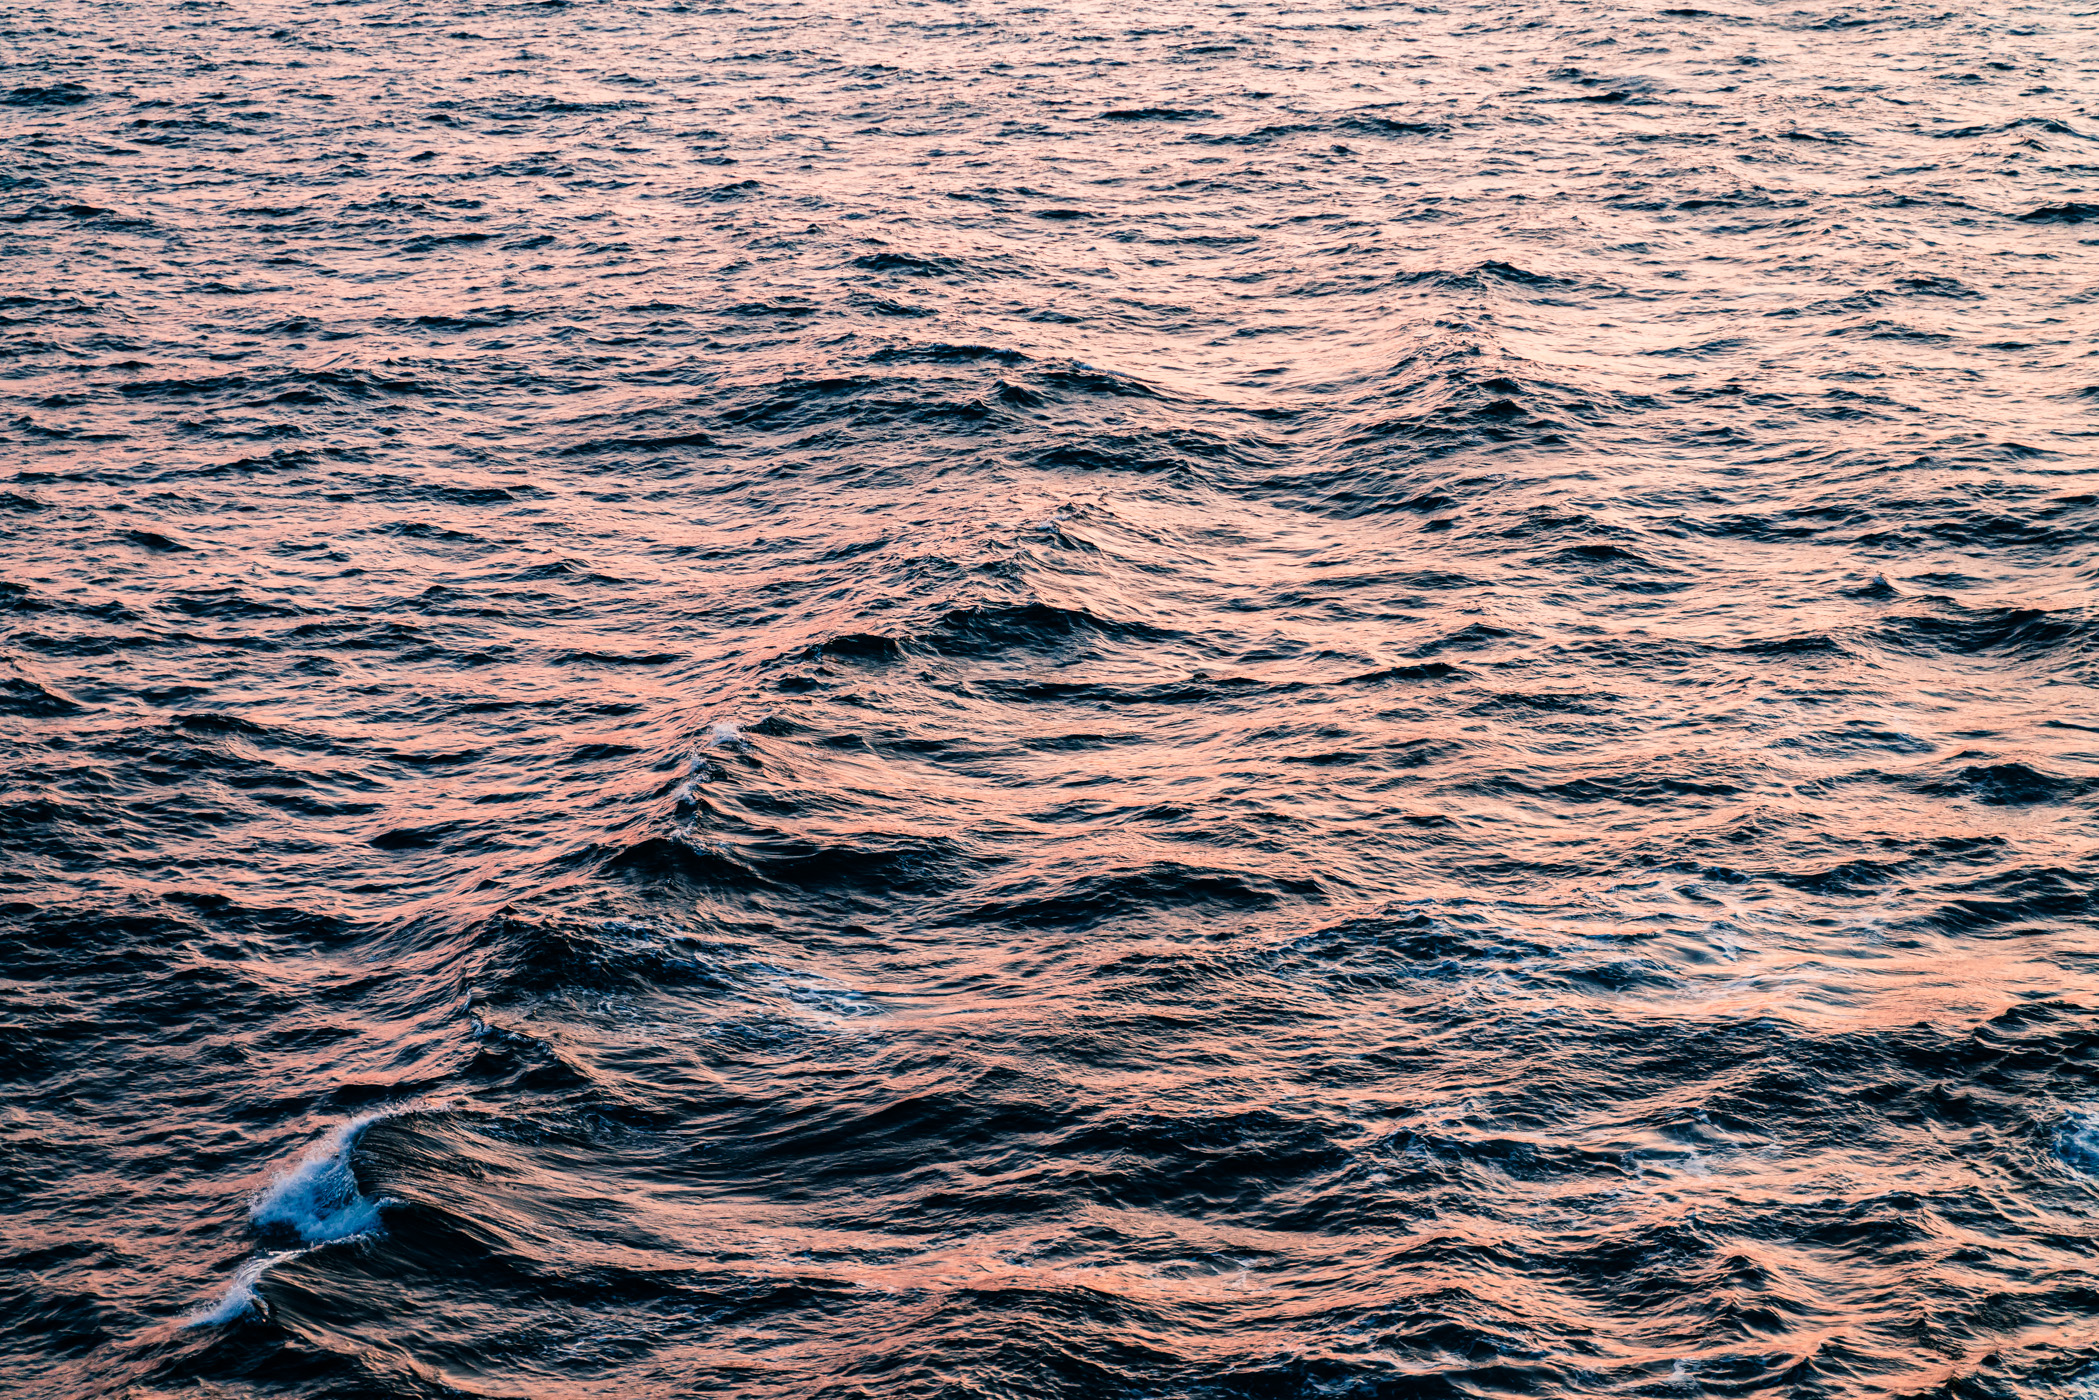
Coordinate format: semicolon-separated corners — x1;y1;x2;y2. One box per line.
5;0;2099;1394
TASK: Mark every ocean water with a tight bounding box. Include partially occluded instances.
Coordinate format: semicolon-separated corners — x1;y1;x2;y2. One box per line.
4;0;2098;1393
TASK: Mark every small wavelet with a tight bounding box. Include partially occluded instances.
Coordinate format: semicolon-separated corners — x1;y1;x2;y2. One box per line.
697;719;747;752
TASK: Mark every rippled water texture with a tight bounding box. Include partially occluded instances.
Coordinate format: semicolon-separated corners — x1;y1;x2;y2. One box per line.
5;0;2099;1393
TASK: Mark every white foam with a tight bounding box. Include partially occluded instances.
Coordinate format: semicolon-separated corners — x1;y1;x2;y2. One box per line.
250;1113;392;1245
185;1114;401;1328
184;1251;295;1327
2057;1106;2099;1177
675;721;750;806
698;721;746;752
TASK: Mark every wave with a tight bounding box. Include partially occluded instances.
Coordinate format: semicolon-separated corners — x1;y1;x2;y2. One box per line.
787;600;1185;669
249;1115;395;1246
2057;1107;2099;1179
186;1112;403;1328
182;1251;299;1328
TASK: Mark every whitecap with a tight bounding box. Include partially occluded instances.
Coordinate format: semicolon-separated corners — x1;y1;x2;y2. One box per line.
697;720;746;752
250;1112;393;1245
186;1113;401;1328
183;1251;296;1328
2056;1106;2099;1178
674;721;749;806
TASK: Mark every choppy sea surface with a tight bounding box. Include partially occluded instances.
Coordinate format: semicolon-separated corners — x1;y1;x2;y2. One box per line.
4;0;2099;1393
